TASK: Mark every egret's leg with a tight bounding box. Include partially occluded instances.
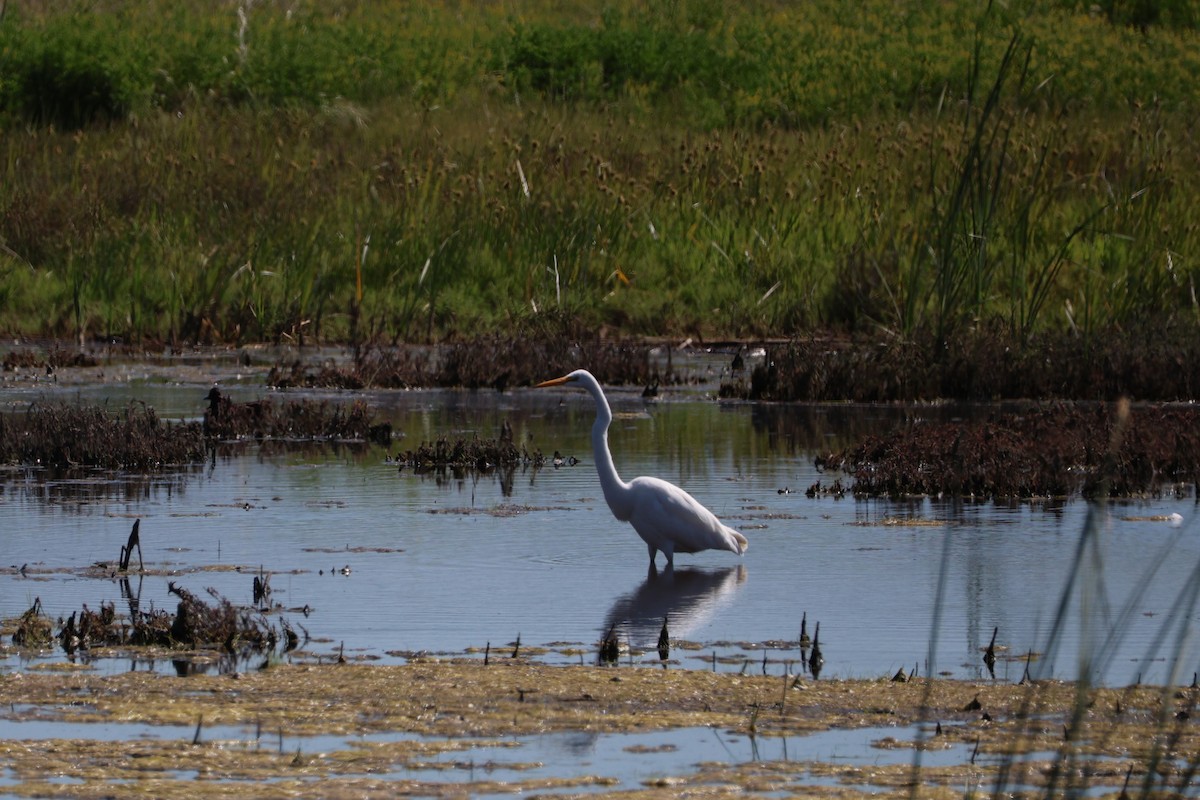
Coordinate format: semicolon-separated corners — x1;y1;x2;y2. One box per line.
647;542;658;569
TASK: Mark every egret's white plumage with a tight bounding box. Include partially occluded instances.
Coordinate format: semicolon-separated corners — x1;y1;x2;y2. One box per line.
537;369;748;570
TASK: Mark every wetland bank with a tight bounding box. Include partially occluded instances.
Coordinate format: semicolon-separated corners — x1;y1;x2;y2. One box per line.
2;346;1200;797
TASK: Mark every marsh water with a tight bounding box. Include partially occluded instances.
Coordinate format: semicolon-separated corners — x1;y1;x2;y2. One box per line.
2;356;1198;688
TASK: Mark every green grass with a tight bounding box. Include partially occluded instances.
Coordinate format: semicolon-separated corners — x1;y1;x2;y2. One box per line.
0;0;1198;347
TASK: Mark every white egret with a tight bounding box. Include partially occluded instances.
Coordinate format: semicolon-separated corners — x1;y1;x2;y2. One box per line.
537;369;748;570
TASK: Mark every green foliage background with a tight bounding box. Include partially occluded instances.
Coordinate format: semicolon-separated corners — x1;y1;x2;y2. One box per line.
0;0;1197;346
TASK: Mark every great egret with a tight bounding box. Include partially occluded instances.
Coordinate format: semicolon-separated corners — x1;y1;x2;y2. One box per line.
537;369;748;570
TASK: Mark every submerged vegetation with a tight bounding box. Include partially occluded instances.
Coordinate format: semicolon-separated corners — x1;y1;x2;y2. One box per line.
0;0;1197;363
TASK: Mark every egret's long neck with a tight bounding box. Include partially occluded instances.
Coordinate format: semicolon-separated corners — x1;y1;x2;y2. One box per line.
586;382;633;520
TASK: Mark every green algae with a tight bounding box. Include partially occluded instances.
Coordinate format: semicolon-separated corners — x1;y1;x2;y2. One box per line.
1;661;1195;798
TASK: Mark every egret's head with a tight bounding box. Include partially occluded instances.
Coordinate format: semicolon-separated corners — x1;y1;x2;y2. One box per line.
535;369;587;389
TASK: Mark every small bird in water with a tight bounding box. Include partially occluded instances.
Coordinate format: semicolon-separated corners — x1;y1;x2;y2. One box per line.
731;348;745;372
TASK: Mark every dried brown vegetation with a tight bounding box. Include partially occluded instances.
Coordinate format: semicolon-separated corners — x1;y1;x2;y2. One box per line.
11;598;52;647
1;344;98;373
52;583;300;657
395;427;545;472
821;402;1200;499
268;330;672;392
734;324;1200;403
203;388;391;444
0;402;205;469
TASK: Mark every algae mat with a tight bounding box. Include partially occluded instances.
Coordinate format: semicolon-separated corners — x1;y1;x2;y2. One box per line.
1;661;1196;797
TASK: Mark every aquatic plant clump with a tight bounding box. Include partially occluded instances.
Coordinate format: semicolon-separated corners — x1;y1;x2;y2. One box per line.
0;401;206;469
203;389;392;444
53;583;299;656
10;598;52;647
822;402;1200;499
395;430;545;472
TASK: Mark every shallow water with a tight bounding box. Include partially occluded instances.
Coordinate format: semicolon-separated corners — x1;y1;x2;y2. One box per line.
1;376;1198;689
0;714;983;796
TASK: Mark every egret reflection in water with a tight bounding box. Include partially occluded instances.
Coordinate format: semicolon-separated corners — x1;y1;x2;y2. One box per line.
602;565;747;649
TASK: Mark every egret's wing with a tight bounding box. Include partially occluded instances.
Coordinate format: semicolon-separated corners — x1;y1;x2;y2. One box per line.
629;476;743;554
